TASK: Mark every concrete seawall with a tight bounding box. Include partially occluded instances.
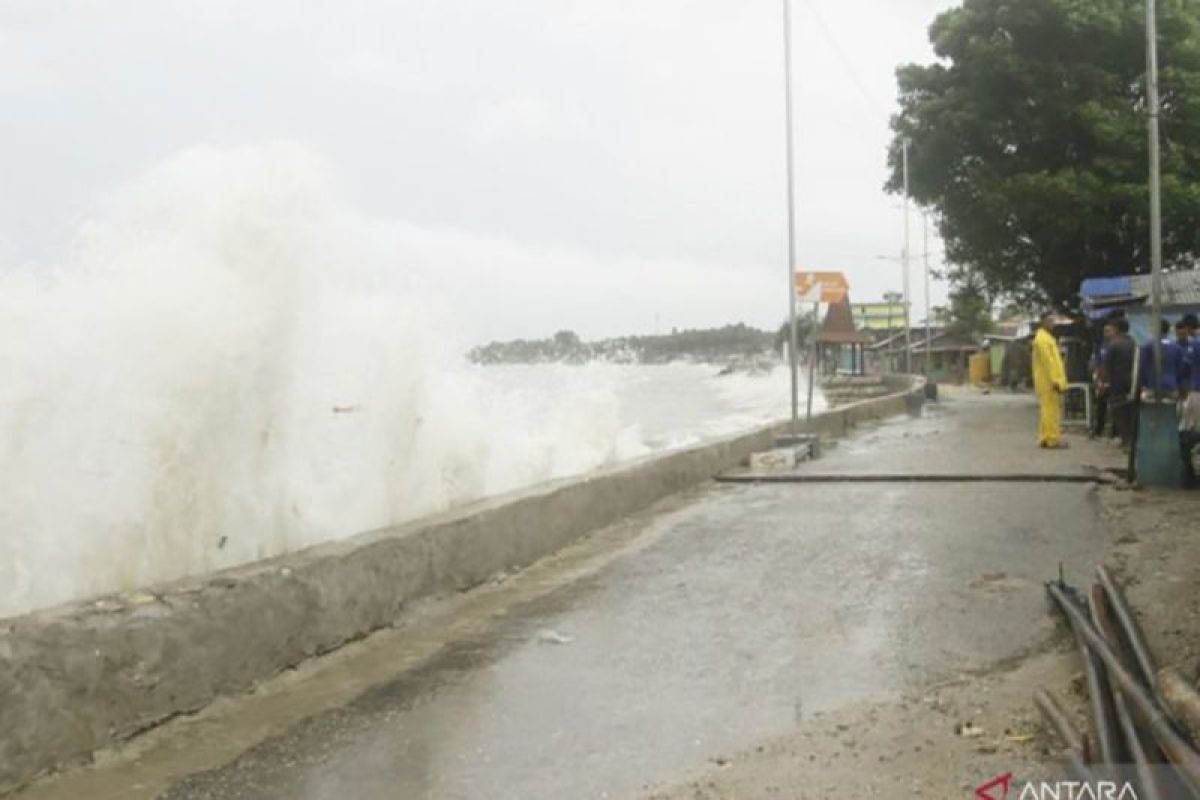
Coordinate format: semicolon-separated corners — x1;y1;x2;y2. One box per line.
0;376;923;793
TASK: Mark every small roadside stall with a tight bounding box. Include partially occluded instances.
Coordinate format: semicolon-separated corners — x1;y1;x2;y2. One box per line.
815;296;875;376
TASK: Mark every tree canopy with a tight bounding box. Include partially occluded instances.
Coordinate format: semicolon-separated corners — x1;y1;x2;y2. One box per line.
888;0;1200;306
942;279;996;338
774;309;818;354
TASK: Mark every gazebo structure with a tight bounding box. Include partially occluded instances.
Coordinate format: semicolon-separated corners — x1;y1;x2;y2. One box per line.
815;296;875;376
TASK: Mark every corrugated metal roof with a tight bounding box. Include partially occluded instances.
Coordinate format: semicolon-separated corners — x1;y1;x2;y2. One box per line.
914;331;983;352
1080;270;1200;318
1128;270;1200;306
866;327;945;350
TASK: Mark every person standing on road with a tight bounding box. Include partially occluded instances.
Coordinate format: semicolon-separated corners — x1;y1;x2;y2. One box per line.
1138;320;1184;398
1177;318;1194;393
1092;321;1112;439
1033;311;1069;449
1179;313;1200;486
1103;317;1138;450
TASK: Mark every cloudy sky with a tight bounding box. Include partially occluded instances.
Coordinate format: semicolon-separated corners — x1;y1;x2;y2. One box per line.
0;0;958;343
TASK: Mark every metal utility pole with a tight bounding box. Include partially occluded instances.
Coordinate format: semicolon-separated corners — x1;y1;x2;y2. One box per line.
902;139;913;373
1146;0;1164;399
922;210;932;376
782;0;800;433
886;304;894;366
806;300;819;420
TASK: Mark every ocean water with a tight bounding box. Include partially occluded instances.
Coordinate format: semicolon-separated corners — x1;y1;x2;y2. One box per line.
480;361;815;452
0;144;818;618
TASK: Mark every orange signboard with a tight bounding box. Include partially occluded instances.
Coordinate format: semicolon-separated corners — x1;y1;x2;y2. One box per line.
794;271;849;304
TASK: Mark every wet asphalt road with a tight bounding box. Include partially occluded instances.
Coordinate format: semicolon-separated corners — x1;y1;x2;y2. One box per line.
143;394;1117;800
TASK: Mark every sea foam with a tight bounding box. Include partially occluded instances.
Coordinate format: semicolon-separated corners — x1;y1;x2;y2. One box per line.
0;143;649;617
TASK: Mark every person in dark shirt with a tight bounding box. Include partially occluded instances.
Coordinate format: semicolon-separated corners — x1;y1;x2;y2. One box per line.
1176;320;1192;391
1103;318;1137;449
1092;319;1115;438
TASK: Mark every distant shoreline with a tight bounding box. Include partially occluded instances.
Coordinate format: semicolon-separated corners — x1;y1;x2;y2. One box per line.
468;323;781;366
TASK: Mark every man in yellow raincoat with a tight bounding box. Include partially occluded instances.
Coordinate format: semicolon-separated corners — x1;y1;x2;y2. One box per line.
1032;311;1068;449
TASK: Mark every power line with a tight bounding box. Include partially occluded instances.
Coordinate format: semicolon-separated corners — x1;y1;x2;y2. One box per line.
797;0;889;122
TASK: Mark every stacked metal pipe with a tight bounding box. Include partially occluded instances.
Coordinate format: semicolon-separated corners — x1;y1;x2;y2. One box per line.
1041;566;1200;798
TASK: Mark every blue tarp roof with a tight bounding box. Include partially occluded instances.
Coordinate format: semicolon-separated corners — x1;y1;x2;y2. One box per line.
1080;276;1132;299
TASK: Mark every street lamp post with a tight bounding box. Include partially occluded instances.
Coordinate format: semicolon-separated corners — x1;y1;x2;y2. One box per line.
883;307;892;369
1146;0;1164;397
782;0;800;434
901;139;913;373
1134;0;1181;487
886;305;893;366
923;210;932;377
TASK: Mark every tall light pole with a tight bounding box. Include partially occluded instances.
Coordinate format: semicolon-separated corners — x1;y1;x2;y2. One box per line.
902;139;913;373
782;0;800;433
922;210;932;376
1136;0;1178;487
1146;0;1164;398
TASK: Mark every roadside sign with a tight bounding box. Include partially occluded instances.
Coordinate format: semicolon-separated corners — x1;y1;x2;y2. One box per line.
795;271;849;304
791;270;850;425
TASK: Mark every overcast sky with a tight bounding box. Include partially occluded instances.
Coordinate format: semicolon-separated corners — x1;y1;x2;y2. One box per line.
0;0;958;343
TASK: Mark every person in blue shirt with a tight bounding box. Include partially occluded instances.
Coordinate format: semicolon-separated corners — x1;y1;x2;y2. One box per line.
1183;313;1200;393
1176;319;1192;390
1139;319;1185;397
1181;314;1200;486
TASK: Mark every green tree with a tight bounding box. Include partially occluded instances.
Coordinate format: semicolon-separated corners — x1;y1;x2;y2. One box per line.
887;0;1200;305
944;275;996;338
774;311;818;354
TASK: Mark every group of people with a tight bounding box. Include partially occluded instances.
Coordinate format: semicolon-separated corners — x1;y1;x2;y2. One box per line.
1031;310;1200;484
